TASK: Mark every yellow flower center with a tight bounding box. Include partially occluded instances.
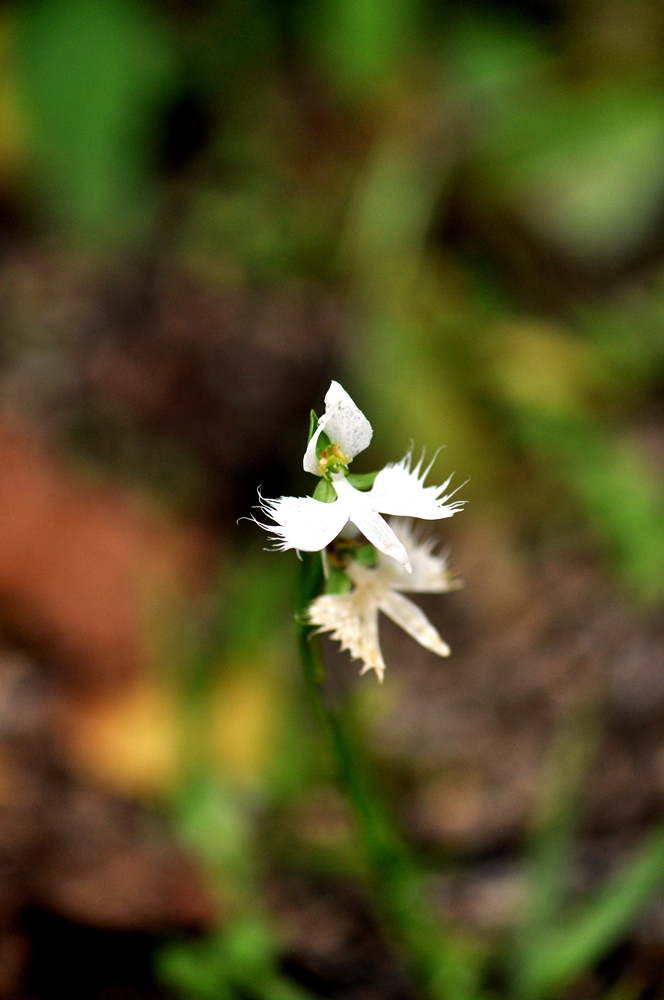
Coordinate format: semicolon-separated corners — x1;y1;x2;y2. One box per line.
318;443;350;477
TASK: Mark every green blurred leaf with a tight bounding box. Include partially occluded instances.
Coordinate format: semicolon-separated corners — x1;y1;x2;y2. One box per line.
159;917;313;1000
16;0;175;237
514;710;604;994
479;84;664;267
158;933;233;1000
519;821;664;999
354;544;377;567
304;0;423;97
446;12;547;93
324;567;351;594
505;402;664;601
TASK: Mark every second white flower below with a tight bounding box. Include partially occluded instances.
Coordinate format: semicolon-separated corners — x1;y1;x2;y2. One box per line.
308;519;461;681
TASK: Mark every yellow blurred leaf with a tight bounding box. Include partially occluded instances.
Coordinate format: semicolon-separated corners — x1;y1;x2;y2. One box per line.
210;667;280;790
0;18;25;179
60;678;181;798
488;320;610;416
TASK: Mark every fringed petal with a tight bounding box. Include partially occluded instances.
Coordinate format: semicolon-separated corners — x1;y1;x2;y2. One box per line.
254;492;349;552
308;590;385;681
380;519;462;593
364;451;465;520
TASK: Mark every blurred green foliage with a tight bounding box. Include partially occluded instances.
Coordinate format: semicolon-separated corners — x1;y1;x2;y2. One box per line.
15;0;175;238
6;0;664;998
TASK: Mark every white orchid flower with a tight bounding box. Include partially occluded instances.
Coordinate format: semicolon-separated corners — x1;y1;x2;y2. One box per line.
255;382;464;570
308;520;461;682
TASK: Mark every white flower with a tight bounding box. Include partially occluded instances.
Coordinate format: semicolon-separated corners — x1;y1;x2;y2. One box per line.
308;520;460;682
254;382;464;570
303;381;373;476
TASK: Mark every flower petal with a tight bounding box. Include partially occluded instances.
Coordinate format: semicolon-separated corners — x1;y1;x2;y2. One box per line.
358;592;385;682
379;519;461;593
308;590;385;681
303;381;373;475
377;590;450;657
364;452;465;520
254;492;350;552
334;476;411;570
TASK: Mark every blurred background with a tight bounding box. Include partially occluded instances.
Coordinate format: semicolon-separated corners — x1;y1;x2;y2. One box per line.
0;0;663;997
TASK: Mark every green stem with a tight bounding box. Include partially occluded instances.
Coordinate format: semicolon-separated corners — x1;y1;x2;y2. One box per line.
295;553;481;1000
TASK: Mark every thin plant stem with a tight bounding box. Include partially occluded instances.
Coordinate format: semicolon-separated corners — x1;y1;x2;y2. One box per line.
295;552;481;1000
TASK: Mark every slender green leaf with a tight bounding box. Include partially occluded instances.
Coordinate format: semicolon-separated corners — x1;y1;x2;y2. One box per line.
520;822;664;999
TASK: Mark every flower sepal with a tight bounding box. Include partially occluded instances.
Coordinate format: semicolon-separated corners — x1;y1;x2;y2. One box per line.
346;471;379;490
313;478;337;503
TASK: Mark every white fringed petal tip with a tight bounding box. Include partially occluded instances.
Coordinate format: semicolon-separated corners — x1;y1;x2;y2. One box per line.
363;452;464;520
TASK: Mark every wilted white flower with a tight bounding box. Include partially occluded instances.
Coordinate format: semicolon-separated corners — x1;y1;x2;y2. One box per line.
254;382;463;570
308;520;460;682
